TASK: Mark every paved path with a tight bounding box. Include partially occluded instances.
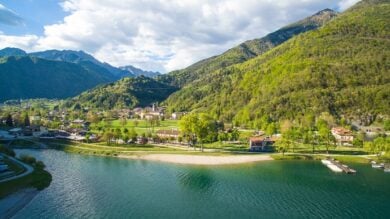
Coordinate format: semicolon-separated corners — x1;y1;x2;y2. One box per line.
0;154;34;183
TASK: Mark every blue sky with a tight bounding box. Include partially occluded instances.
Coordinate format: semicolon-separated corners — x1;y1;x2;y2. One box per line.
0;0;67;35
0;0;360;72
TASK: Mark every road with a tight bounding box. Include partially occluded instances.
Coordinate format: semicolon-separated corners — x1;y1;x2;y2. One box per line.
0;154;34;183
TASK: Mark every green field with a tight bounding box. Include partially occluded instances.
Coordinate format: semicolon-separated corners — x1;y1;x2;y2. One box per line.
0;155;52;198
90;119;179;135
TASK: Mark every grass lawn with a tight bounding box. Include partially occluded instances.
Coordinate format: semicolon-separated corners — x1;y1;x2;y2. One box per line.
203;141;249;152
0;157;52;198
287;143;367;155
271;153;371;163
90;119;179;134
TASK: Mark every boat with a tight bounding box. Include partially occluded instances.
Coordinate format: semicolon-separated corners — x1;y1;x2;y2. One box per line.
371;161;385;169
321;159;331;165
326;164;343;172
384;164;390;173
372;163;385;169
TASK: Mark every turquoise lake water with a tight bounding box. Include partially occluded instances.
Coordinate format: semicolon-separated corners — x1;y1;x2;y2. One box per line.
11;149;390;218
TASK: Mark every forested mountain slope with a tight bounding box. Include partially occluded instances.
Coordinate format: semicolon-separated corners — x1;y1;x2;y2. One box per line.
64;76;177;109
158;9;338;87
164;0;390;127
0;56;111;101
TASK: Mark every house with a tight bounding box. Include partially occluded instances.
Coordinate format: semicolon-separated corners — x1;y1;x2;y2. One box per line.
143;113;160;120
23;126;48;137
156;129;180;139
249;136;276;152
331;127;354;145
71;119;90;130
138;104;165;119
171;112;186;120
71;119;85;126
29;115;41;124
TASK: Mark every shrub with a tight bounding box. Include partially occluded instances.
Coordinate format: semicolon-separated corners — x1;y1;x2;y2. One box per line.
0;145;15;157
19;154;37;165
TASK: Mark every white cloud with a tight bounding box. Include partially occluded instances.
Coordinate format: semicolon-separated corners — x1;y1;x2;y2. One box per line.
338;0;361;11
0;3;24;26
0;0;360;72
0;34;38;49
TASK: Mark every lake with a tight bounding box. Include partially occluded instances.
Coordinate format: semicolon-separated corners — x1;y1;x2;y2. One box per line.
12;149;390;218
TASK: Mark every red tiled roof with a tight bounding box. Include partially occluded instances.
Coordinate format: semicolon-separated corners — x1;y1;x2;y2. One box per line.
249;136;277;143
332;127;353;136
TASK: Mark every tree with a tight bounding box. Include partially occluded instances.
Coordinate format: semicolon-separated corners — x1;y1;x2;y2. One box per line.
114;128;122;144
230;128;240;141
316;119;332;153
179;113;218;151
6;114;13;127
129;128;138;143
276;138;290;156
123;134;129;144
103;131;114;145
22;112;30;127
85;133;91;143
265;123;276;136
133;120;139;127
178;136;183;144
120;117;127;128
179;113;199;149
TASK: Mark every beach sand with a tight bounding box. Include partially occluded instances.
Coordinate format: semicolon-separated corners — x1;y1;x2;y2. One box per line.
118;154;273;165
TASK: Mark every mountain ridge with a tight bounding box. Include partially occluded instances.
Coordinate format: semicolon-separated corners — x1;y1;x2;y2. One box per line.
157;8;338;87
163;0;390;126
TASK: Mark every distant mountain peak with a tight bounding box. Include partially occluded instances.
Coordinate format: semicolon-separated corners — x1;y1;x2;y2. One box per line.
289;8;338;28
0;47;27;56
119;65;161;78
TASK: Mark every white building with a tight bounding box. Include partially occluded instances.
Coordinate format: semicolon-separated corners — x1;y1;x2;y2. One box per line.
331;127;354;145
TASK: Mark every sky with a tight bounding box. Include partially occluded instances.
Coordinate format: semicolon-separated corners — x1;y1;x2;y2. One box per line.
0;0;360;73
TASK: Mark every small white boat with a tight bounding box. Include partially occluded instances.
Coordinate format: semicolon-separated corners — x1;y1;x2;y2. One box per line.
326;164;343;172
372;163;385;169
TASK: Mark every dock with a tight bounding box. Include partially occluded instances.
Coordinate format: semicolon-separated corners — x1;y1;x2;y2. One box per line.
321;158;356;174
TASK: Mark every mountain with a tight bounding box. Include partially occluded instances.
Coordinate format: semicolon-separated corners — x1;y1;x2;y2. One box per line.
0;47;27;56
0;56;111;102
64;76;177;109
163;0;390;126
119;65;160;78
29;50;134;79
157;8;338;87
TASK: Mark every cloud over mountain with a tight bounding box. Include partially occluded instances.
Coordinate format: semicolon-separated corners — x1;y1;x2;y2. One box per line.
0;0;360;72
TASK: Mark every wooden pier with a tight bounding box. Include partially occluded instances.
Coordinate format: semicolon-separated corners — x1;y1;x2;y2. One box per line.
322;158;356;174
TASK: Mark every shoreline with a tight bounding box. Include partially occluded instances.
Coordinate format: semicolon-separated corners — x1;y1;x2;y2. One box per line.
118;154;273;165
0;188;39;219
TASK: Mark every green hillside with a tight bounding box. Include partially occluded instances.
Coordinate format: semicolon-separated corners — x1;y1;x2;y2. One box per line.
64;76;178;109
0;56;111;102
158;9;338;87
164;0;390;127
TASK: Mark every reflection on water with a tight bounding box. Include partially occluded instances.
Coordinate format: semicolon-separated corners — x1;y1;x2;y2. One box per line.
177;168;215;192
10;149;390;219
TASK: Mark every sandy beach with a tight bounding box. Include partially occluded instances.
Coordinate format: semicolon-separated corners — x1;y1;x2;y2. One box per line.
118;154;273;165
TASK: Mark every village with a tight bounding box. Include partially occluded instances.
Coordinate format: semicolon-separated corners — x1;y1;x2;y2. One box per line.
1;100;388;157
